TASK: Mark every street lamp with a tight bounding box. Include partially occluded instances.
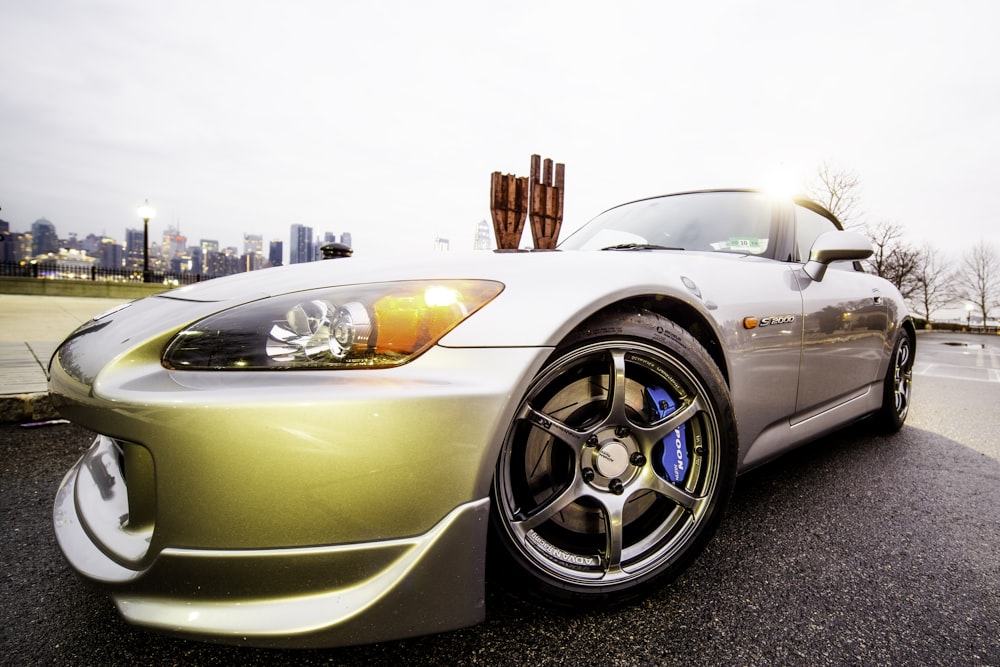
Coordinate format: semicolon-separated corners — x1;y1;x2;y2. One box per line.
137;199;155;282
966;303;974;330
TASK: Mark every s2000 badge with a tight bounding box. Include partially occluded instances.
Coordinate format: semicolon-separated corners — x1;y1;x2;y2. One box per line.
743;315;795;329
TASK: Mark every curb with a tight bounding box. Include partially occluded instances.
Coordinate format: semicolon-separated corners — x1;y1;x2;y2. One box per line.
0;392;59;424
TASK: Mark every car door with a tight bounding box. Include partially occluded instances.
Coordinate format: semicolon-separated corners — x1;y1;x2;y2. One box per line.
792;205;888;419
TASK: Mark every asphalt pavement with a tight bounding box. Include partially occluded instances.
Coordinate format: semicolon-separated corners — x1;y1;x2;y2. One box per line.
3;407;997;665
0;296;998;664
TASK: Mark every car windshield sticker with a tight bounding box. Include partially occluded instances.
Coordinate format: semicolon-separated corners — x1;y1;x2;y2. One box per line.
645;386;689;485
727;237;764;252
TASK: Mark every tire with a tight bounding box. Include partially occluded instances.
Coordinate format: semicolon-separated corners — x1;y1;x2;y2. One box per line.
874;329;914;433
489;308;737;605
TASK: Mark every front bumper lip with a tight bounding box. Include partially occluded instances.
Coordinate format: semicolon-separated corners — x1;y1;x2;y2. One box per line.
115;499;489;647
53;436;490;647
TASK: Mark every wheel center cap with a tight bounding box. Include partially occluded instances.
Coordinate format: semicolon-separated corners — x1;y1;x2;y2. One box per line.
595;441;630;478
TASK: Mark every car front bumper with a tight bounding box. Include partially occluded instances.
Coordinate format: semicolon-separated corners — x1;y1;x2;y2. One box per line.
54;434;490;647
50;342;549;647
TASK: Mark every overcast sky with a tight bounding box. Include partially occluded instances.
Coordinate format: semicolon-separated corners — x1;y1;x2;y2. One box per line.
2;1;998;263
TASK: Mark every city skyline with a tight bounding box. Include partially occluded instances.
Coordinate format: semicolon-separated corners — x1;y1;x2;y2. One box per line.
1;215;351;256
1;210;489;274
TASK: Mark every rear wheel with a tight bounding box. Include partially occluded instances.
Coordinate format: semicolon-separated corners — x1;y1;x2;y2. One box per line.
874;329;914;433
490;309;737;604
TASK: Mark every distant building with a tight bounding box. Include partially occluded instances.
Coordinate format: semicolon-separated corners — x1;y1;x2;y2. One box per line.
199;239;218;272
244;233;262;256
0;220;12;263
81;233;102;255
269;239;283;267
162;225;187;264
188;246;204;274
241;234;264;272
97;238;123;269
434;237;450;252
240;252;263;272
474;219;492;250
4;232;32;262
290;224;314;264
340;232;352;248
124;228;144;269
222;247;240;275
31;218;59;256
205;250;227;275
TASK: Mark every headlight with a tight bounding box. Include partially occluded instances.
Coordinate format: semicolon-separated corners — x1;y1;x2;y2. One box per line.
162;280;503;370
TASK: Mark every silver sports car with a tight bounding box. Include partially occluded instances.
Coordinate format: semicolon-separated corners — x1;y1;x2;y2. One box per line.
51;189;914;648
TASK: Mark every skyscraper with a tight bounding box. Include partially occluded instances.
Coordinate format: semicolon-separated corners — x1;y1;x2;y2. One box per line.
244;233;263;256
31;218;59;256
0;220;12;263
98;238;123;269
290;224;313;264
163;225;187;263
125;228;144;269
189;246;204;274
199;240;221;274
269;240;283;267
474;219;491;250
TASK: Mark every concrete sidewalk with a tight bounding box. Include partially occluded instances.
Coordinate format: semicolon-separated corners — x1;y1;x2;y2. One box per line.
0;294;130;423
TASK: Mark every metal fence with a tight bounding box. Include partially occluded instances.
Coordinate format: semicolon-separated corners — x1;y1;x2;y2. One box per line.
0;261;221;285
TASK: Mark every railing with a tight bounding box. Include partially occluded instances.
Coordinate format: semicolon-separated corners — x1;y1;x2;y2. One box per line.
0;261;223;285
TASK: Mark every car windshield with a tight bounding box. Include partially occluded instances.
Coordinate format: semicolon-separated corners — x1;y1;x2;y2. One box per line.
559;191;775;256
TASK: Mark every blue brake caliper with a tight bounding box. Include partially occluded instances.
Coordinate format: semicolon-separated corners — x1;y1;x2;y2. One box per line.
644;386;689;485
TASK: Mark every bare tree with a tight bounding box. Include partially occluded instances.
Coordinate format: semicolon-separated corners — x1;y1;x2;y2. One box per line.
910;243;952;323
806;163;937;306
862;220;920;300
806;162;863;229
953;238;1000;326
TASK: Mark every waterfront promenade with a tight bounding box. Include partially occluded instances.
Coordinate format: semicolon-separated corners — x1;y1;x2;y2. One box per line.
0;293;129;422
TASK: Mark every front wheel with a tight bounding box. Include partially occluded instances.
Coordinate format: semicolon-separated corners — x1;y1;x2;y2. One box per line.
489;309;737;604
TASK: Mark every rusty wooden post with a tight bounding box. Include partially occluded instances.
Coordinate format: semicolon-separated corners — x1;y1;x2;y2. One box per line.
528;154;565;249
490;171;529;249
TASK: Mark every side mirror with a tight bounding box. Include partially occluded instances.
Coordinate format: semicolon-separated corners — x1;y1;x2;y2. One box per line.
803;231;872;281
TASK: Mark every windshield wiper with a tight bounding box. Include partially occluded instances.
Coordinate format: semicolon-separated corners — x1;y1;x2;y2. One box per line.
600;243;684;251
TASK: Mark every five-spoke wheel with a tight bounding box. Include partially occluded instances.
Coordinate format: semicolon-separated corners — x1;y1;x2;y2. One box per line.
490;310;736;602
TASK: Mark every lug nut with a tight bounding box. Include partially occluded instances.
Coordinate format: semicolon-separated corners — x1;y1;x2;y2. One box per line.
630;452;646;467
615;426;630;438
609;478;624;495
582;467;595;482
586;435;599;447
